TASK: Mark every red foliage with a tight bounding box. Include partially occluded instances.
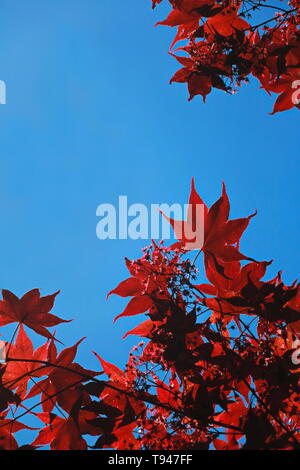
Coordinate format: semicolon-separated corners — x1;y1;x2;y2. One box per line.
150;0;300;113
0;180;298;450
0;289;69;341
0;1;297;452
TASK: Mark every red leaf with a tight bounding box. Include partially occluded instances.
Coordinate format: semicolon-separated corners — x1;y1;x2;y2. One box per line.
205;8;249;37
187;73;212;102
160;178;255;264
32;416;87;450
93;353;126;386
156;9;198;27
107;277;143;299
122;319;156;339
4;325;48;397
0;289;70;341
114;295;153;323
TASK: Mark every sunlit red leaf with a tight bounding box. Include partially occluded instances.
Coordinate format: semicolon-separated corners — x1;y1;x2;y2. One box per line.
0;289;70;341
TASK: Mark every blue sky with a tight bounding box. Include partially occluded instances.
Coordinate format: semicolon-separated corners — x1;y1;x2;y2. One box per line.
0;0;298;379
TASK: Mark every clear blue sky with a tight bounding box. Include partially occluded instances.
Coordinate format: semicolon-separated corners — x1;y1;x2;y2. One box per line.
0;0;298;377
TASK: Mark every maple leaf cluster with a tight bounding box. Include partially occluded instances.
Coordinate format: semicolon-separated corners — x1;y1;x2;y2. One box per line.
0;180;298;450
150;0;300;114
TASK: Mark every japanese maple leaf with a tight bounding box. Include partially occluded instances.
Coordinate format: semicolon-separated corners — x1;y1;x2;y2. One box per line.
257;64;300;114
214;397;248;430
94;353;127;387
122;319;158;340
107;268;153;324
268;73;300;115
156;8;199;27
93;354;145;417
156;376;181;410
0;289;70;341
155;1;222;48
161;178;255;266
205;5;249;37
157;8;201;49
0;417;38;450
196;258;272;297
32;414;87;450
107;248;174;322
170;55;212;101
92;420;141;450
26;338;98;413
3;324;49;398
160;176;207;250
224;272;300;324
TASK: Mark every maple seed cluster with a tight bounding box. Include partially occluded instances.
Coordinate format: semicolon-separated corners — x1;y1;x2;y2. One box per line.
152;0;300;114
0;179;298;450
